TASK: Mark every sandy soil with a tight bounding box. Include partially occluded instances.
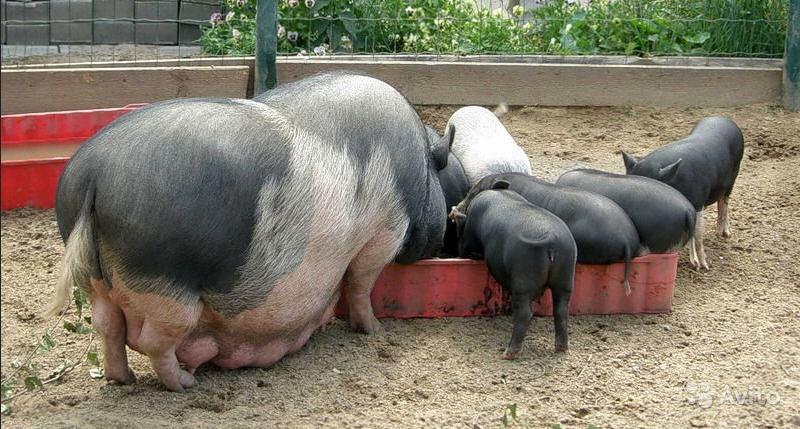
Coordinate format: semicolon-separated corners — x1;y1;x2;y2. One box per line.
1;104;799;428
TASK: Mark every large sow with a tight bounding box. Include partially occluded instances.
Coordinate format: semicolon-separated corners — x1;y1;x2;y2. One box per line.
47;72;453;391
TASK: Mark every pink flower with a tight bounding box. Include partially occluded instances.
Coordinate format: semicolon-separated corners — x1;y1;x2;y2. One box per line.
209;12;223;25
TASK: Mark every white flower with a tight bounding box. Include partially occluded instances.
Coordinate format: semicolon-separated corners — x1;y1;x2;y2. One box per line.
287;31;299;42
287;0;298;7
512;5;524;17
305;0;315;7
313;45;326;56
226;11;235;21
277;25;286;38
405;6;415;16
232;29;241;39
209;12;223;25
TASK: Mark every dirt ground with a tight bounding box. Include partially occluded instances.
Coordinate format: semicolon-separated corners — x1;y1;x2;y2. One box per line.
1;104;799;428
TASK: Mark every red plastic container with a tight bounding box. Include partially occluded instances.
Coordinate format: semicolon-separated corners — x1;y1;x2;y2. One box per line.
1;158;71;210
2;105;677;317
335;253;676;318
1;104;144;211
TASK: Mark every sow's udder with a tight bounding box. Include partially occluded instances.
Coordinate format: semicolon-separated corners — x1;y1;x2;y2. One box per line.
174;280;342;370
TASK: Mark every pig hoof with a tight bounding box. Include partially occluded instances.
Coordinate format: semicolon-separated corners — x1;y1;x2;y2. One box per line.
179;369;196;389
107;368;136;385
501;349;521;360
352;316;383;335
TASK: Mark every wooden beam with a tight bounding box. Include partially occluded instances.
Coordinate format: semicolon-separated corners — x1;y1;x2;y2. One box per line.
276;60;782;107
0;66;250;114
2;54;783;69
0;59;783;113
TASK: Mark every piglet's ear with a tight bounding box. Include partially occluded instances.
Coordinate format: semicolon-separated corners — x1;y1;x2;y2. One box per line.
492;180;511;190
621;151;638;173
432;124;455;171
658;159;682;182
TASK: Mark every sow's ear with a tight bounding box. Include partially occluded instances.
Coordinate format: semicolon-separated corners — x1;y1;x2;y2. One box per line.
492;180;511;190
621;151;638;173
431;124;456;171
657;158;682;182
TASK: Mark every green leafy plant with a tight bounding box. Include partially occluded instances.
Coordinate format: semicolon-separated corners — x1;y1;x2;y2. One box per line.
528;0;787;57
0;288;100;414
501;403;519;427
201;0;787;58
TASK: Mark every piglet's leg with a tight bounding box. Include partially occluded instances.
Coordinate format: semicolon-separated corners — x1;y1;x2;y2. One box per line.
717;196;731;238
502;291;534;360
695;209;710;270
90;279;135;385
551;288;570;353
688;236;700;269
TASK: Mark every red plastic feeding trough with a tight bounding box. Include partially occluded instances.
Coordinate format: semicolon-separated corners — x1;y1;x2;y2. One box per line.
335;254;676;318
1;105;678;317
1;104;145;210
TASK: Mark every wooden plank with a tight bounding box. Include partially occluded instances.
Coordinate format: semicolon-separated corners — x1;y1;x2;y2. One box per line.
0;60;782;112
275;60;782;107
0;66;250;114
2;54;782;70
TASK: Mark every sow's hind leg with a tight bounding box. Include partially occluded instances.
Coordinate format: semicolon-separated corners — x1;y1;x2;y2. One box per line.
344;227;407;334
107;272;203;392
90;278;135;385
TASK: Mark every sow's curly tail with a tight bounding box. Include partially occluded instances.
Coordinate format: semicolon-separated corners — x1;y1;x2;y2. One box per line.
43;188;97;317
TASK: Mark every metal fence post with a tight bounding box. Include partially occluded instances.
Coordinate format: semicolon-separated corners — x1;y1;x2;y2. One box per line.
784;0;800;111
255;0;277;96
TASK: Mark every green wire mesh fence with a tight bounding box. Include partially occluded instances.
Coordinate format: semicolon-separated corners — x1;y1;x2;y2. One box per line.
0;0;789;65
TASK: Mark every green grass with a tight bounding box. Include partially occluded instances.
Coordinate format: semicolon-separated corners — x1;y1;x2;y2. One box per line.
201;0;789;58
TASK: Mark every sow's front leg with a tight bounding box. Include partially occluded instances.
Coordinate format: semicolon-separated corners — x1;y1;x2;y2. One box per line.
344;227;407;334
